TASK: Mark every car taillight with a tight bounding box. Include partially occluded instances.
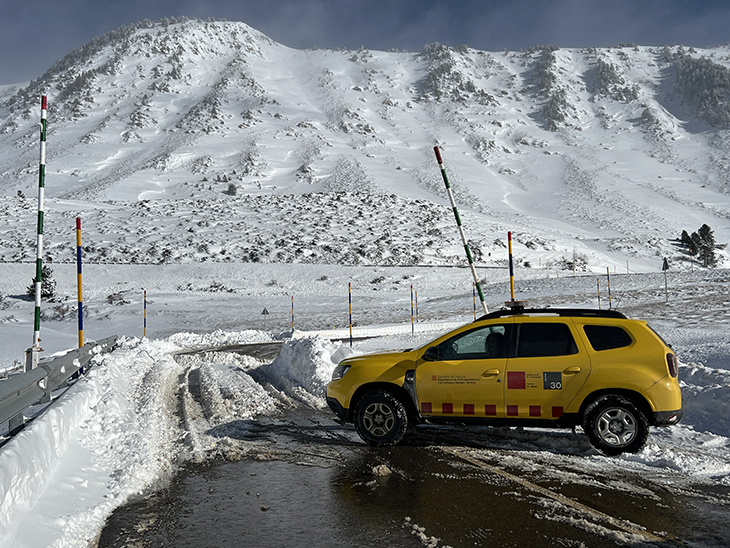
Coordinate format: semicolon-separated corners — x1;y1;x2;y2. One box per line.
666;353;678;378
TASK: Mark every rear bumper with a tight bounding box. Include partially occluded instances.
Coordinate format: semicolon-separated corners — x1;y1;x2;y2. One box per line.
653;408;683;426
327;397;349;422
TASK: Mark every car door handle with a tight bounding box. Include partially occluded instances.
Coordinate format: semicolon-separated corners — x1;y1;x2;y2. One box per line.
563;366;581;375
481;369;501;378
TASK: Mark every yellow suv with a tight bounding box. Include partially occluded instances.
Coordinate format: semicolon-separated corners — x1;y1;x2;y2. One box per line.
326;308;682;455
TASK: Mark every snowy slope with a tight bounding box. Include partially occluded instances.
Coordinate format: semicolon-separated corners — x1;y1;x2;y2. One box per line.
0;18;728;272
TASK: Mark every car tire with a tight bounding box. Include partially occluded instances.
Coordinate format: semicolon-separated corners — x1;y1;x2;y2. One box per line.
582;395;649;456
354;390;409;446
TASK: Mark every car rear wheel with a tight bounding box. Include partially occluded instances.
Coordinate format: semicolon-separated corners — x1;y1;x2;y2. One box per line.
354;391;409;446
582;395;649;456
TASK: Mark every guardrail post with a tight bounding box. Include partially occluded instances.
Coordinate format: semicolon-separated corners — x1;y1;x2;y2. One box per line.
24;346;39;372
7;412;23;433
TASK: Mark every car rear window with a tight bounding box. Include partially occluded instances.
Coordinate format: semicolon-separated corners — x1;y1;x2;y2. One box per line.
516;323;578;357
583;325;633;351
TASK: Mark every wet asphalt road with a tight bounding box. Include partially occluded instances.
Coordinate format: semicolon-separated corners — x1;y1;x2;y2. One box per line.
97;343;730;548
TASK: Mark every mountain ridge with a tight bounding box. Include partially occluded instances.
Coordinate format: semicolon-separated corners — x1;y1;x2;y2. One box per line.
0;17;727;272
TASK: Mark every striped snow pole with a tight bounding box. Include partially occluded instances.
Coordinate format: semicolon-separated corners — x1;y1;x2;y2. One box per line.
473;282;477;320
32;96;48;348
410;285;415;336
76;218;84;348
597;278;601;309
606;268;612;310
415;290;419;323
508;231;515;301
433;146;488;315
144;290;147;337
348;282;353;347
291;295;295;333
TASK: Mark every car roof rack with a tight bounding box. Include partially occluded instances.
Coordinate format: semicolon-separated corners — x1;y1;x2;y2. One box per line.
476;307;627;321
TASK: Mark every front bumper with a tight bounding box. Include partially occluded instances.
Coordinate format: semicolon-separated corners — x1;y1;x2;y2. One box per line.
327;397;349;422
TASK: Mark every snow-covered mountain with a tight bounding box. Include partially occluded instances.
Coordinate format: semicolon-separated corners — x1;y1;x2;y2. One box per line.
0;16;728;272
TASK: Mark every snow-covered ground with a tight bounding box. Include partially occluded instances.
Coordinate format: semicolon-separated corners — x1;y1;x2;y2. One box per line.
0;262;728;548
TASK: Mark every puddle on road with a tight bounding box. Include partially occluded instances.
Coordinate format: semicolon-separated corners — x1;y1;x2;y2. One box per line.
99;445;644;548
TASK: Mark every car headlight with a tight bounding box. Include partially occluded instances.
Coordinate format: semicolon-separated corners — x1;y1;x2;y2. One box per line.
331;364;351;381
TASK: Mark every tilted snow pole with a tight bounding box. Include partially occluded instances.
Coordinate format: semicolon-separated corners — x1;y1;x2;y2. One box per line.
32;96;48;349
433;146;488;315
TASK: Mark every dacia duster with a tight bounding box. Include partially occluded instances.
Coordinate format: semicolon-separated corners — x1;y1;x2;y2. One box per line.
326;308;682;455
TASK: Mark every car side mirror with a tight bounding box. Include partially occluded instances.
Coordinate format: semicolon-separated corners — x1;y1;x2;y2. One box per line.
422;346;441;362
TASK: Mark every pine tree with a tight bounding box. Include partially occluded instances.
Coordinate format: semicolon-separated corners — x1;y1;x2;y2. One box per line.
680;230;697;255
27;265;57;300
697;224;717;267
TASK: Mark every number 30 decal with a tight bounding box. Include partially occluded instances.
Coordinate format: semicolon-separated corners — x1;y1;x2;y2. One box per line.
543;372;562;390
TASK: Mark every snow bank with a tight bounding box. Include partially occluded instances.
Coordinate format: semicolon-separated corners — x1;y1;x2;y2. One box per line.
264;336;342;400
0;371;101;535
0;336;184;548
678;362;730;438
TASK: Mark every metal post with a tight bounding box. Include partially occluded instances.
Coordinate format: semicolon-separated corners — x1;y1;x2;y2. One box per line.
24;346;39;373
597;278;601;309
433;146;488;315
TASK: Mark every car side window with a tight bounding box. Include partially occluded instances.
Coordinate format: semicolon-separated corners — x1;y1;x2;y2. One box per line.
436;325;510;360
583;325;633;351
516;323;578;357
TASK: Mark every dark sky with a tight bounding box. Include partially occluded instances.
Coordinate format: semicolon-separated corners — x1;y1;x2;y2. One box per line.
2;0;730;84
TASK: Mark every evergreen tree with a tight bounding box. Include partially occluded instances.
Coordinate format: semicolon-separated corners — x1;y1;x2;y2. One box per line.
697;224;717;267
680;230;697;255
27;264;57;300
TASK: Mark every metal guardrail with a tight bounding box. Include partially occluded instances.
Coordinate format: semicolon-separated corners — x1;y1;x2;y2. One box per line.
0;335;118;433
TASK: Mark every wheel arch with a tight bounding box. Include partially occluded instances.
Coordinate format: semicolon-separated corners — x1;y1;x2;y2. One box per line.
349;382;418;423
578;388;654;425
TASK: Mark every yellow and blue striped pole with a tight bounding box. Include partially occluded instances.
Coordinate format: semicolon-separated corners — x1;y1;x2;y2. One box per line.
32;96;48;348
76;218;83;348
434;146;488;315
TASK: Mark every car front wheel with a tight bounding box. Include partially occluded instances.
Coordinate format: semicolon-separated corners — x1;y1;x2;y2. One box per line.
582;395;649;456
354;390;409;446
